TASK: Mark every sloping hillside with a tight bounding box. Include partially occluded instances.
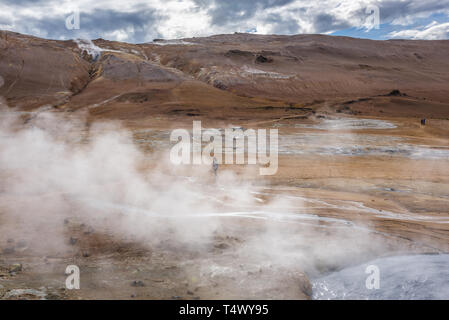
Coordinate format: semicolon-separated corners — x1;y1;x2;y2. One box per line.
1;31;449;121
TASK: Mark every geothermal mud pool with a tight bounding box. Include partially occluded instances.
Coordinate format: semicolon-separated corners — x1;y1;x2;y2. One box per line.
312;254;449;300
0;109;448;299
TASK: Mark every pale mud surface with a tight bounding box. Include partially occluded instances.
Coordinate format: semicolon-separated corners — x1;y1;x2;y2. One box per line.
313;254;449;300
0;109;448;300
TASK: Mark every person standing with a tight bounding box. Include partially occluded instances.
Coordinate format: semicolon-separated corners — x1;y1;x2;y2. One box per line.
212;157;219;176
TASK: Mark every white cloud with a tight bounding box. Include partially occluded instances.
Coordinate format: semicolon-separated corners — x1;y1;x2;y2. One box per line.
152;0;212;39
388;21;449;39
0;0;448;42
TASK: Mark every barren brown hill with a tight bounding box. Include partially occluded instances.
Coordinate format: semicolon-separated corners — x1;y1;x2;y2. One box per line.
1;31;449;122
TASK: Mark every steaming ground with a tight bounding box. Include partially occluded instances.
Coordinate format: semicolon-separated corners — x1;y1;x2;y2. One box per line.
313;254;449;300
1;104;448;299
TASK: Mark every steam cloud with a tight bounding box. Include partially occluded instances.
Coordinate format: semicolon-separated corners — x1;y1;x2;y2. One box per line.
0;100;390;298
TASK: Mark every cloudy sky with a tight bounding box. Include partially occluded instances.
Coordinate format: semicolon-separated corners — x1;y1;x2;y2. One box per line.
1;0;448;42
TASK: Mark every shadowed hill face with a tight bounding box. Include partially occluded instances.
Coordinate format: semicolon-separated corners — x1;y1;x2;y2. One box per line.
100;54;181;82
0;31;91;110
1;31;449;120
